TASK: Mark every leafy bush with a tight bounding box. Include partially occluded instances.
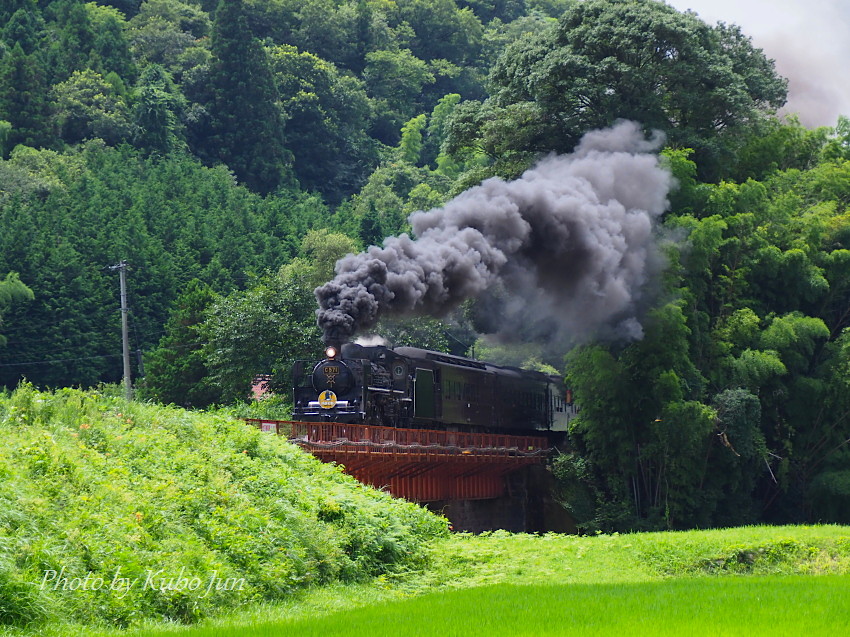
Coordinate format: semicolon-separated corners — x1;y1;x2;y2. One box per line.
0;385;447;629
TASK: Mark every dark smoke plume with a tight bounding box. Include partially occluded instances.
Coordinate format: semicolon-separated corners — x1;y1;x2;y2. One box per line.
316;121;673;346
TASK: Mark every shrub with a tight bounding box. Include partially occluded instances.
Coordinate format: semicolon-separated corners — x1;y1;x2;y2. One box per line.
0;385;447;629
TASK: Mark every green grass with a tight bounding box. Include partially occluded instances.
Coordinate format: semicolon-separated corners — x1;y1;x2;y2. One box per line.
0;385;446;629
4;386;850;636
13;525;849;637
161;576;849;637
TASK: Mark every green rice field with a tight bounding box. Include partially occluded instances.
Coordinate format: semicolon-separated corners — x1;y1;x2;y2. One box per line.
32;525;850;637
119;575;850;637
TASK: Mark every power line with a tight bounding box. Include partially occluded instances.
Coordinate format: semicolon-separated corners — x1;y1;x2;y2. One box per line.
0;341;211;368
0;353;123;368
0;323;168;349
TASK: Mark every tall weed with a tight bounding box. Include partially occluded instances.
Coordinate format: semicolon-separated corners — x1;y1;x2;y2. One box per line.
0;386;447;630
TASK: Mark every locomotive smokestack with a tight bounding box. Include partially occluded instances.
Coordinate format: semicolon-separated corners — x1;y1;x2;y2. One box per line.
316;120;673;346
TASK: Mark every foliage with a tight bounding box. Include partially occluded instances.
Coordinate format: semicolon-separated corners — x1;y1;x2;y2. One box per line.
131;63;186;154
398;114;427;165
0;145;323;389
53;69;135;145
2;0;46;56
0;385;447;628
0;43;57;152
560;130;850;531
0;272;34;348
267;44;377;201
2;0;850;533
370;316;453;353
337;158;453;245
196;231;357;403
30;525;850;635
205;0;290;194
138;279;218;407
83;1;138;83
363;48;434;145
446;0;787;180
472;338;560;373
127;0;210;79
299;229;359;288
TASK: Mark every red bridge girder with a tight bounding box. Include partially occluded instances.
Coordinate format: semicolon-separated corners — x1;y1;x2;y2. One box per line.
246;419;550;501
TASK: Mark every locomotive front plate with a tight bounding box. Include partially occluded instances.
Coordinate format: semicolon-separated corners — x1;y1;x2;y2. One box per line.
318;390;338;409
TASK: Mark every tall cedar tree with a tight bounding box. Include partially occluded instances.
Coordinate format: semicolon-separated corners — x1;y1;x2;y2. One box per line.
0;273;34;347
44;0;97;84
3;1;46;56
207;0;289;195
142;280;218;407
0;43;55;151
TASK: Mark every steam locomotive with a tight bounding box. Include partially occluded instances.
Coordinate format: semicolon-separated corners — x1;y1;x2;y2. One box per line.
292;343;578;435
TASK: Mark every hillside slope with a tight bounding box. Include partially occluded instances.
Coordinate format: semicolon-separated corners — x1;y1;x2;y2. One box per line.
0;385;447;629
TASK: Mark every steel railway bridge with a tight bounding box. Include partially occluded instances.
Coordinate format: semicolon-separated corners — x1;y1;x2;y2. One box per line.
246;419;551;502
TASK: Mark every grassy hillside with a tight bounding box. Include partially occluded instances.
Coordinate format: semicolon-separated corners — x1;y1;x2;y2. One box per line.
0;385;447;630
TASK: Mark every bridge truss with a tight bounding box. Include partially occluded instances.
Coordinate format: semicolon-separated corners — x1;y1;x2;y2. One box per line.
246;419;551;501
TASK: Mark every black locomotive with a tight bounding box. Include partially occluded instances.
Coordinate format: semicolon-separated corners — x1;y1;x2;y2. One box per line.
292;343;578;435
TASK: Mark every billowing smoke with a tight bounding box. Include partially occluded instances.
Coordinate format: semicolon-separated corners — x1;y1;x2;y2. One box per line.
316;121;674;346
666;0;850;128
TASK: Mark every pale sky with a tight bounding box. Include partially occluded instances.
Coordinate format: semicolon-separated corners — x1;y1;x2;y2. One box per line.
665;0;850;128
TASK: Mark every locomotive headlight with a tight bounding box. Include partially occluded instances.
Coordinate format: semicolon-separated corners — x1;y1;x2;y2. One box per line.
325;346;338;360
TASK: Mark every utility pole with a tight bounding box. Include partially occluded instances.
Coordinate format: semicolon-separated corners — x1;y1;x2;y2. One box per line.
110;260;132;401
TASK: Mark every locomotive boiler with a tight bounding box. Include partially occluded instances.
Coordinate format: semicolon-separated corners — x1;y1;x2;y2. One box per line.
292;343;578;435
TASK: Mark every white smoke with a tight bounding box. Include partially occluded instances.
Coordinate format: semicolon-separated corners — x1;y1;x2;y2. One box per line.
667;0;850;127
354;334;390;347
316;121;674;346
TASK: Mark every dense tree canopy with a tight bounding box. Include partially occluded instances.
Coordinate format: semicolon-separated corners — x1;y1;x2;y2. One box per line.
0;272;33;347
0;43;56;152
267;44;376;201
0;144;325;388
53;69;135;145
557;145;850;530
448;0;787;179
1;0;849;530
205;0;290;194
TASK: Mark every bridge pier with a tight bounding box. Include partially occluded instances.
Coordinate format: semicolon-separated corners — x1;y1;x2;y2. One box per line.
425;464;576;533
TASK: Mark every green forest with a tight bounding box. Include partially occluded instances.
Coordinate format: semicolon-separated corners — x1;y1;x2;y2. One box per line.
1;0;849;532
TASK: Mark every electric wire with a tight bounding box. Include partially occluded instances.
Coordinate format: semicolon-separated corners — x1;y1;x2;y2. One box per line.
0;353;124;367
